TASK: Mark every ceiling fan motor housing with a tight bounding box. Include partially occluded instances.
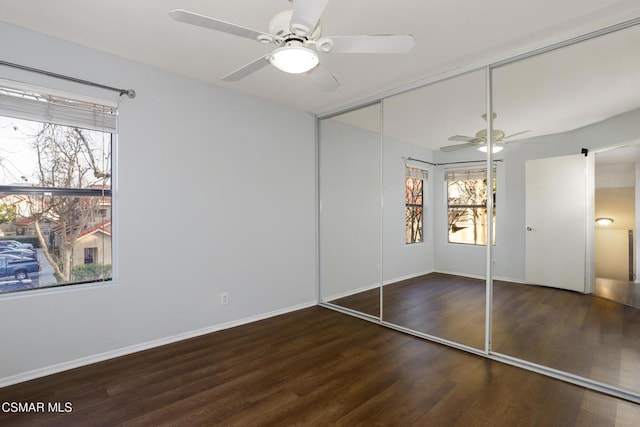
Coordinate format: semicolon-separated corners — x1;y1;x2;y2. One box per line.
476;128;506;142
269;10;322;41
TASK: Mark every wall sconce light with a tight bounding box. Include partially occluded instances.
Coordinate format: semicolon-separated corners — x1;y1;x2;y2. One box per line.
596;217;614;226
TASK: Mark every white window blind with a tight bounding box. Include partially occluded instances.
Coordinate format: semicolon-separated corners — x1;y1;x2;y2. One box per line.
0;85;117;132
406;166;428;180
445;168;493;181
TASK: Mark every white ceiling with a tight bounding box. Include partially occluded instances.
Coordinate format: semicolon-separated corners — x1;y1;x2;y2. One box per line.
1;0;640;118
327;20;640;150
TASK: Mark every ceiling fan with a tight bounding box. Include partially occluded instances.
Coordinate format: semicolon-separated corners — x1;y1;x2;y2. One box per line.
440;113;530;152
169;0;416;91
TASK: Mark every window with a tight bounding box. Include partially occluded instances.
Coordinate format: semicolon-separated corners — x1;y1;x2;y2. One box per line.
405;166;427;244
84;247;97;264
0;84;115;294
446;168;495;245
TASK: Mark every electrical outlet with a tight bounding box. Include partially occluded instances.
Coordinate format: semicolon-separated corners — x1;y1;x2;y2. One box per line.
220;292;229;305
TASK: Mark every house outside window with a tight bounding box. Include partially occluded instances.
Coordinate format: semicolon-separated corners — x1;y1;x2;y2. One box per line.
446;168;496;245
0;84;115;293
406;166;428;244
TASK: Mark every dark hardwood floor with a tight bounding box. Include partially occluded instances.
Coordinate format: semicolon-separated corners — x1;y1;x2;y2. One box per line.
330;273;640;393
1;305;639;426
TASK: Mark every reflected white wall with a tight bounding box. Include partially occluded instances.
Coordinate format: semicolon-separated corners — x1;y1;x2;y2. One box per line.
319;117;381;300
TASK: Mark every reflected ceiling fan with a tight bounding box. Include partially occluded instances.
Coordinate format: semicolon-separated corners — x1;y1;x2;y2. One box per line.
440;113;530;152
169;0;416;91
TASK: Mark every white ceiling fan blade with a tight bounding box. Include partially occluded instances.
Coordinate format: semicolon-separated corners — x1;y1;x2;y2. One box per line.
222;56;270;82
306;65;340;92
290;0;329;36
326;35;416;54
440;142;477;152
504;130;531;139
448;135;480;143
169;9;275;43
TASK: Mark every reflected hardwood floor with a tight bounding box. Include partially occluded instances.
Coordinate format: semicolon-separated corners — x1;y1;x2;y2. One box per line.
330;272;640;391
493;278;640;391
594;277;640;309
330;273;486;349
1;306;639;426
330;287;380;318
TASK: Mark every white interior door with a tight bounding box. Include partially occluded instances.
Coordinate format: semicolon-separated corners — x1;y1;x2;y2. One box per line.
525;154;586;292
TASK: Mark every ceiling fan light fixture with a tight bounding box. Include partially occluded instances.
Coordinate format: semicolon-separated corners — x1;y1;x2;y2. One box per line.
269;45;319;74
477;144;504;153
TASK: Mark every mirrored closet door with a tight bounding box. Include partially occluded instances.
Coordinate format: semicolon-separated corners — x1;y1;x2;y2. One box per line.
319;103;382;318
317;16;640;403
381;69;488;350
491;22;640;395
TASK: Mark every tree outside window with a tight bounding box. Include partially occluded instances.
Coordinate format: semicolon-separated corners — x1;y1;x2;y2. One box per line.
406;166;427;244
446;168;496;245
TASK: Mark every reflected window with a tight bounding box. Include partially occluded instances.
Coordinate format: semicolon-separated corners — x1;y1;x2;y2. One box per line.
446;168;495;245
405;166;427;244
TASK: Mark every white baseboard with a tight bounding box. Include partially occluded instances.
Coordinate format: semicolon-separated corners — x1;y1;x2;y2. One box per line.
383;270;435;286
493;275;528;284
0;300;317;388
324;270;437;301
434;269;485;281
322;270;526;301
323;283;380;301
435;269;527;285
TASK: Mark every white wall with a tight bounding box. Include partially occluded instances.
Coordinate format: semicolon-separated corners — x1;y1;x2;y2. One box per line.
0;22;316;385
595;229;630;280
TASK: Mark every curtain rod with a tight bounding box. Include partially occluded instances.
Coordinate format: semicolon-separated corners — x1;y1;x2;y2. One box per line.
405;156;503;166
0;60;136;99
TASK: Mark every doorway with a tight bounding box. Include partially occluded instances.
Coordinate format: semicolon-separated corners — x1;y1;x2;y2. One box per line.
593;144;640;308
